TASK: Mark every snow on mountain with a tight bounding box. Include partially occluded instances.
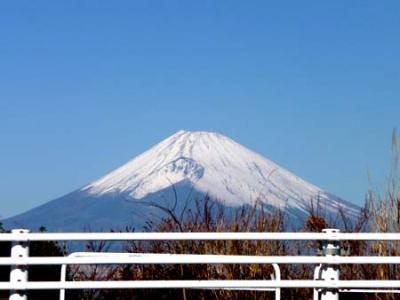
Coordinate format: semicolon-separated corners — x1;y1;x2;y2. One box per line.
83;130;352;215
2;130;359;231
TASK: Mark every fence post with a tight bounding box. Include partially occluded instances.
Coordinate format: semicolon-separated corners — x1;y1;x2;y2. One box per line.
320;228;340;300
9;229;30;300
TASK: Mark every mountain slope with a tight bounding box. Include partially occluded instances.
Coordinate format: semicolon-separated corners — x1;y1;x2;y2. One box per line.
3;130;359;231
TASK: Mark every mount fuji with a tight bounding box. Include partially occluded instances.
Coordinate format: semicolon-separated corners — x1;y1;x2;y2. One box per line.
2;130;359;231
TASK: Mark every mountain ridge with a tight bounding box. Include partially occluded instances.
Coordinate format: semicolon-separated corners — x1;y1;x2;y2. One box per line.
2;130;360;231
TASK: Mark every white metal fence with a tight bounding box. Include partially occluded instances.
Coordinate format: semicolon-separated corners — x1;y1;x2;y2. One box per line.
2;228;400;300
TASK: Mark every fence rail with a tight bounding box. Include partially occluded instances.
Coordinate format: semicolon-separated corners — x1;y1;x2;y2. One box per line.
2;228;400;300
3;231;400;241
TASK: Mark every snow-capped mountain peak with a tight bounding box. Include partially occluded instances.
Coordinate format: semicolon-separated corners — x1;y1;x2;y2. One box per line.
3;130;360;232
83;130;347;214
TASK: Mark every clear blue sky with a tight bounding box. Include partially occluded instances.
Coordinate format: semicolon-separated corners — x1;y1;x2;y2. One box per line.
1;1;399;218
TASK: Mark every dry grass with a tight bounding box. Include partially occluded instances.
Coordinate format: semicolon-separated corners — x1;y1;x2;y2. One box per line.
71;130;400;300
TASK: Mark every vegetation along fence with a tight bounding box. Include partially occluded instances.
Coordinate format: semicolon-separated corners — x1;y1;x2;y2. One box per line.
3;228;400;300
